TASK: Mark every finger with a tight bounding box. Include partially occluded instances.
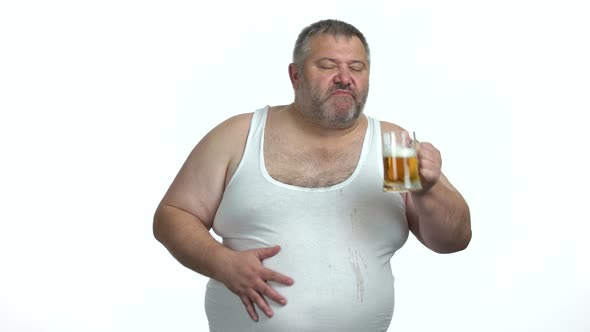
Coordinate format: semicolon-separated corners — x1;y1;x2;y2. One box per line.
418;148;440;164
240;295;259;322
417;141;437;153
420;171;439;183
417;141;434;151
418;159;439;175
249;289;274;318
261;269;294;286
417;153;441;169
256;280;288;305
419;167;441;183
255;245;281;260
418;159;440;173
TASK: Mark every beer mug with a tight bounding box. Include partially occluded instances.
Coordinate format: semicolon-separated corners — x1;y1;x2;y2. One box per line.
382;129;422;192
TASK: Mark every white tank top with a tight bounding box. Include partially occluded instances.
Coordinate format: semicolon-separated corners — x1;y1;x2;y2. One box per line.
205;106;409;332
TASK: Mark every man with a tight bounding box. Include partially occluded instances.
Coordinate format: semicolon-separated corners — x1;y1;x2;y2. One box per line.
153;19;471;332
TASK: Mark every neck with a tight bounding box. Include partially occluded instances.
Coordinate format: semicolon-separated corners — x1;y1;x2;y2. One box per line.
285;103;366;139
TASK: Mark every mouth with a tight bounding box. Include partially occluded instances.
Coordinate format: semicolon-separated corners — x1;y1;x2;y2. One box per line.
331;89;353;96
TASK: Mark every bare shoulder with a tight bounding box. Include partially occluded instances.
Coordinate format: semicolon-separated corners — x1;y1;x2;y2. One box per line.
216;112;255;184
181;112;253;176
159;112;254;228
206;112;254;155
379;120;405;133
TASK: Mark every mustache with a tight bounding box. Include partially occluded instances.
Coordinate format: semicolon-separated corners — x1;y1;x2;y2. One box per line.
331;82;352;92
327;83;355;96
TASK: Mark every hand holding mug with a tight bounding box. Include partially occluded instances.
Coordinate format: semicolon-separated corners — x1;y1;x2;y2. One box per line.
415;141;441;193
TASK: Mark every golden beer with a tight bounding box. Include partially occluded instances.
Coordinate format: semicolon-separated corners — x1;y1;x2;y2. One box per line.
383;148;421;192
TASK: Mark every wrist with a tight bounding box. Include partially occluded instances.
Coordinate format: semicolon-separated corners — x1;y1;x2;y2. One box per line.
208;244;235;282
412;179;440;198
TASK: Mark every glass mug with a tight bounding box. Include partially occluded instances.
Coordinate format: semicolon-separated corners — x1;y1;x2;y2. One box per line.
382;129;422;192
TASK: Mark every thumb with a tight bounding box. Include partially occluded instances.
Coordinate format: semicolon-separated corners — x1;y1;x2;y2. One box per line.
255;245;281;260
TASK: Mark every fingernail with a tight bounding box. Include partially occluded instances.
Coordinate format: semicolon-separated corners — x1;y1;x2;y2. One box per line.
280;299;286;305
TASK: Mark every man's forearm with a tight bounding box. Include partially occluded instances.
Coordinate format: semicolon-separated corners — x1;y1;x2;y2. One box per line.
153;204;231;281
410;181;472;253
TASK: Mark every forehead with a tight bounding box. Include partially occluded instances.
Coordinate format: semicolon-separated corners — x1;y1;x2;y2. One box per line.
306;34;368;63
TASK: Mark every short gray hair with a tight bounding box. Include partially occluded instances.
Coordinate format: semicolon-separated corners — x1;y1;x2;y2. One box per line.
292;19;370;68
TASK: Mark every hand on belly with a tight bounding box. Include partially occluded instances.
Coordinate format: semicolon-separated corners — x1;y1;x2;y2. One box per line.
219;245;295;321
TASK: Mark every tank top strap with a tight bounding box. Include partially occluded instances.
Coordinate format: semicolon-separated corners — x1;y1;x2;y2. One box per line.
225;106;269;189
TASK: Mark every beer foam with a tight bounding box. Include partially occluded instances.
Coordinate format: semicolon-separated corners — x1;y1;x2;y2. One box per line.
383;146;416;157
396;147;416;157
383;145;393;156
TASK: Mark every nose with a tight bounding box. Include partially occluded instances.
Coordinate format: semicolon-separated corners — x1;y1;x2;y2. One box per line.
333;67;352;87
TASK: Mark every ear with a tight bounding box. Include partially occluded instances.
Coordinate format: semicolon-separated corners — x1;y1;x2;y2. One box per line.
288;63;299;89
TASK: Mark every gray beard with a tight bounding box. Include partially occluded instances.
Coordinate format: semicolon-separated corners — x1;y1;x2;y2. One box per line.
303;86;369;129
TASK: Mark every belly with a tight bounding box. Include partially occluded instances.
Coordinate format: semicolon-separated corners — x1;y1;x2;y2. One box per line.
207;181;408;331
205;241;396;332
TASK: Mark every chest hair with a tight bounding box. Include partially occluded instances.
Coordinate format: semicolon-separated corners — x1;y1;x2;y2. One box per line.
264;131;365;188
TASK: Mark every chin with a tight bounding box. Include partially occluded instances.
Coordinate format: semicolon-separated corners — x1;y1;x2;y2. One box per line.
326;111;362;129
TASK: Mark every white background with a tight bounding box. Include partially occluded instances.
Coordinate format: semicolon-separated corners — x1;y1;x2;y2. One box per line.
1;0;589;331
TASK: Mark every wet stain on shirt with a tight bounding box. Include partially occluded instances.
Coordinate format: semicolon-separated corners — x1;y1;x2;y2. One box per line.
348;247;367;303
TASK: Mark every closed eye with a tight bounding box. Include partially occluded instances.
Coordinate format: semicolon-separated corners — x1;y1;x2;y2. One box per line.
349;63;366;72
316;58;338;70
318;64;337;70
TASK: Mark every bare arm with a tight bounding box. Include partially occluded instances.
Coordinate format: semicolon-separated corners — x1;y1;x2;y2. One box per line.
381;121;471;253
405;172;472;253
153;113;293;321
153;114;237;278
154;204;232;282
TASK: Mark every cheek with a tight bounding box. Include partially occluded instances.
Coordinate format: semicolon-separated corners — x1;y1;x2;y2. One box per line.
301;74;335;95
308;80;327;94
354;75;369;87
